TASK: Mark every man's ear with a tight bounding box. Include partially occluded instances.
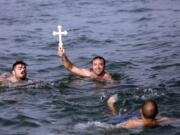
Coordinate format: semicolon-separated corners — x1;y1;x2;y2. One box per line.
140;108;142;113
12;70;15;75
140;108;143;116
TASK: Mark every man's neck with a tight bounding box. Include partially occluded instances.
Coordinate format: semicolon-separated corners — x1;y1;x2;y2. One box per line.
93;71;106;77
141;117;159;127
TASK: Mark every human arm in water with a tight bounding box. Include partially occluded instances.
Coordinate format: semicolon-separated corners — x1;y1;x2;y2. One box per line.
0;74;8;82
58;45;92;77
0;76;7;81
107;94;118;115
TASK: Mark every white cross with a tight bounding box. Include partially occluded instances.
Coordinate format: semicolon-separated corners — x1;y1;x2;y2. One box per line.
52;25;68;47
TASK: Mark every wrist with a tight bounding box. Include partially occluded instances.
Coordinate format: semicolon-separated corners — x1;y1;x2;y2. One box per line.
61;54;67;61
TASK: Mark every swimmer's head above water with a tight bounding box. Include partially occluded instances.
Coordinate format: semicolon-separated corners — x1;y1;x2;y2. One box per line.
0;60;30;83
11;61;28;81
91;56;106;76
141;99;158;119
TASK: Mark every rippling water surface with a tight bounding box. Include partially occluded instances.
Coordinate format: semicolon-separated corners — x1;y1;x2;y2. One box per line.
0;0;180;135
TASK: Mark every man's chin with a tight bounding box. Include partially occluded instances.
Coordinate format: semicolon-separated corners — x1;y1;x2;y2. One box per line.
95;72;103;76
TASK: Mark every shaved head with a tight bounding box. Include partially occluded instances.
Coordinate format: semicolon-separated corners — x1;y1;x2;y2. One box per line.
142;99;158;119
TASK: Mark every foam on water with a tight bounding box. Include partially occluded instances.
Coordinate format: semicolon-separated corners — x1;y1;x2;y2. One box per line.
75;121;116;130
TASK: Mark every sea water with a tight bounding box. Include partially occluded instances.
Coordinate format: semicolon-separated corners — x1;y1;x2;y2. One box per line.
0;0;180;135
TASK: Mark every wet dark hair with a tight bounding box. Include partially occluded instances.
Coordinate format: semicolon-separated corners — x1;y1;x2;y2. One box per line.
142;99;158;119
12;61;27;71
91;56;106;65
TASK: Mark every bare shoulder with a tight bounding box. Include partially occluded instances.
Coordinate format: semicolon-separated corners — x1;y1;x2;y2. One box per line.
104;72;112;77
121;118;140;129
103;72;113;81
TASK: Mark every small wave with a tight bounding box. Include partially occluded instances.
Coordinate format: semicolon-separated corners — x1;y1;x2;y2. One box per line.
0;37;7;41
75;121;143;134
0;80;56;90
167;79;180;87
75;119;180;133
76;35;101;45
152;63;180;70
135;17;152;22
115;87;165;101
133;87;165;100
117;8;153;13
75;121;116;130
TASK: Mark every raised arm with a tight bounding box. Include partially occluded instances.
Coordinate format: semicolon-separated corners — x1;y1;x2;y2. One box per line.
58;45;91;77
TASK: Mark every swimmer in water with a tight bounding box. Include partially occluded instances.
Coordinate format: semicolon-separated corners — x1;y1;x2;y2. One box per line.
58;44;113;82
107;96;171;129
0;61;34;84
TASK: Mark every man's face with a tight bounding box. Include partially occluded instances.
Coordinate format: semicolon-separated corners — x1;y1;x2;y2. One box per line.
92;59;105;76
13;64;27;80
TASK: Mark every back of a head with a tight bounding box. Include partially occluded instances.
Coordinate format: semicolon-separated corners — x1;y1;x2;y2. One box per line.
12;61;27;71
142;99;158;119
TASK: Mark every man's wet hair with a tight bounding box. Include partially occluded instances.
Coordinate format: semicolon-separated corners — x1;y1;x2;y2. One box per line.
91;56;106;65
12;61;27;71
142;99;158;119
